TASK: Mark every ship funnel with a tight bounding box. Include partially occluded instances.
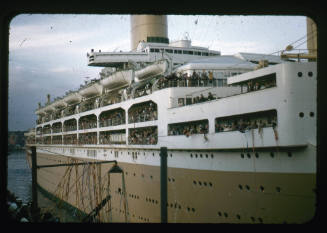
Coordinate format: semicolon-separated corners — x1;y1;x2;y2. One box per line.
130;15;169;51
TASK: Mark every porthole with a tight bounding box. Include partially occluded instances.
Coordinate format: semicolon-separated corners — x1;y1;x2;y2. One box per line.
200;154;203;158
190;154;193;158
241;153;244;158
211;154;214;158
251;216;255;222
310;112;314;117
192;208;195;212
204;182;207;186
276;186;281;192
245;185;250;191
258;217;263;223
236;214;241;220
297;72;303;77
247;153;251;158
209;182;213;187
308;71;313;77
205;154;208;158
172;178;175;182
238;184;243;190
255;152;259;158
195;154;198;158
198;181;202;186
224;212;228;218
287;151;292;157
152;153;154;156
299;112;304;118
170;153;172;157
217;212;222;217
193;180;197;185
270;152;274;158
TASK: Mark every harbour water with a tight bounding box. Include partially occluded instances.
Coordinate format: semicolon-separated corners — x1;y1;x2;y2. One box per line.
7;150;32;204
7;150;79;222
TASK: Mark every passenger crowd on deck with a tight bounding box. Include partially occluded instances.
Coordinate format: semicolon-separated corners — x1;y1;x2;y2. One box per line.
43;136;51;144
64;121;77;132
157;70;217;89
99;131;125;144
99;109;125;127
63;134;78;145
52;124;62;133
52;136;62;144
78;133;97;145
244;78;276;93
215;113;277;133
129;127;157;145
128;102;157;123
79;116;97;130
168;120;209;137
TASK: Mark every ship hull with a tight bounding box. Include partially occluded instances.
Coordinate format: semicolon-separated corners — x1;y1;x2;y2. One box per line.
26;145;316;223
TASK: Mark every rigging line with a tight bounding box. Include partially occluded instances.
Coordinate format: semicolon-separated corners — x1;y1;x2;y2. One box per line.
293;30;317;50
287;29;316;47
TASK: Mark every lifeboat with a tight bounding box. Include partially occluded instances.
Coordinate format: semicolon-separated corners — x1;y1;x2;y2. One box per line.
43;104;56;113
79;83;103;98
52;99;67;109
100;70;133;91
135;59;168;82
63;92;82;104
35;109;45;116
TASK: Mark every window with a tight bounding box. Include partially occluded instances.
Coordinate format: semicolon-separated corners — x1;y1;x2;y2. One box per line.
168;119;209;136
178;98;185;106
215;109;277;133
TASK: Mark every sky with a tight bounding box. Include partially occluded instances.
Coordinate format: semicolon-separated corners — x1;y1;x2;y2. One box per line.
8;14;308;131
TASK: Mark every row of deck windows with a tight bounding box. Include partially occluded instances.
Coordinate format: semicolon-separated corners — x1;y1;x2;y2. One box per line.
37;102;157;134
34;110;277;145
37;72;275;125
149;48;218;56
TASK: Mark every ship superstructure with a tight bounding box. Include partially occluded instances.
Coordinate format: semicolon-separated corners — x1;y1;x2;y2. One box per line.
25;15;317;223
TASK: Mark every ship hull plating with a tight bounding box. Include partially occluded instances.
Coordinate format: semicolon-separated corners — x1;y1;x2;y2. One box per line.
26;146;316;223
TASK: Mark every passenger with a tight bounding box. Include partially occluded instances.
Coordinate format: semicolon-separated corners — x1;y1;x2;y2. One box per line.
199;94;206;102
207;92;215;101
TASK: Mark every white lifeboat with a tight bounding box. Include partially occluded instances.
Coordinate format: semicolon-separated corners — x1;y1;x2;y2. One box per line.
63;92;82;104
79;83;103;98
52;99;67;109
43;104;55;113
100;70;133;91
35;109;45;116
135;59;168;82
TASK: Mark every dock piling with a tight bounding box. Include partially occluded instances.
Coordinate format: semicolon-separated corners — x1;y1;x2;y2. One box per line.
160;147;167;223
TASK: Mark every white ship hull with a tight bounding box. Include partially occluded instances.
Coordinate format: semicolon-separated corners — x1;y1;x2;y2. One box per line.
26;50;317;223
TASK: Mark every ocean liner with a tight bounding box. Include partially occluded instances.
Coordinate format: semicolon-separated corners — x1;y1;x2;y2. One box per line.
24;15;317;223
